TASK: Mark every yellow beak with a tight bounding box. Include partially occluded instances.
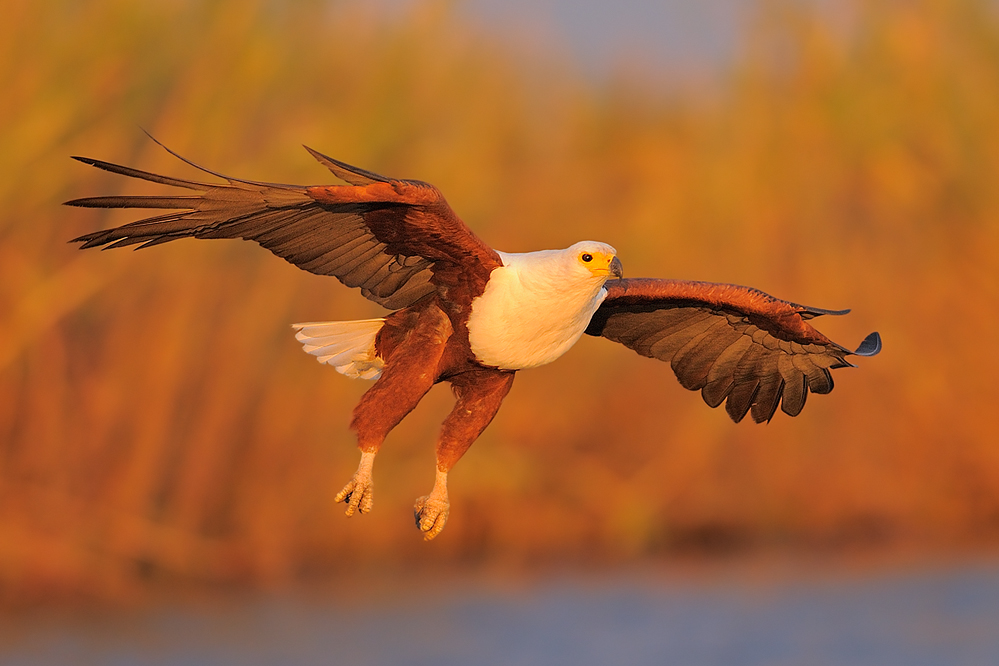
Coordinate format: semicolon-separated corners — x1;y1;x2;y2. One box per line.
609;256;623;279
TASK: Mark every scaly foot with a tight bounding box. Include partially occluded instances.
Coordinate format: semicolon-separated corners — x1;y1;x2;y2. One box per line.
335;450;375;516
414;469;449;540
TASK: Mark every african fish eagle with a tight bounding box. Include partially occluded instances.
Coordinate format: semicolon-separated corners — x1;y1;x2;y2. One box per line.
66;140;881;541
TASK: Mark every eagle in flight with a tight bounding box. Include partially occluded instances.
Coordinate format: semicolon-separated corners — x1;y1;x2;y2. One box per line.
67;140;881;541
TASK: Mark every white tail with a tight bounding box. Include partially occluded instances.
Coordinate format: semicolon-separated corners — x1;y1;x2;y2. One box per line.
291;318;385;380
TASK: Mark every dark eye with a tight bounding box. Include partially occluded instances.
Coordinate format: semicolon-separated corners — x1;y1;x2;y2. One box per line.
581;253;593;263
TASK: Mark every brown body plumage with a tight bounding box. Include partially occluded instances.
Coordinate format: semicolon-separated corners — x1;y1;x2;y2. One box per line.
66;139;880;540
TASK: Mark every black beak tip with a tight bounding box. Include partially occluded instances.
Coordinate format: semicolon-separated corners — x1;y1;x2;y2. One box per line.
610;256;624;279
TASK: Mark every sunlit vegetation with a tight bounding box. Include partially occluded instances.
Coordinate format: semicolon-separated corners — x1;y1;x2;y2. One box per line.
2;0;998;603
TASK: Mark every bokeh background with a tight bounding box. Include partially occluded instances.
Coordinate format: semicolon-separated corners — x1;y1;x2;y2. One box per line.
2;0;999;648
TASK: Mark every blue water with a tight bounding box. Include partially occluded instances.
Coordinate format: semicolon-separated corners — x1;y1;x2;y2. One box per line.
3;561;999;666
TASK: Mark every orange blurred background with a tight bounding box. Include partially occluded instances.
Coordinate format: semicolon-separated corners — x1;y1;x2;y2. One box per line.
2;0;998;606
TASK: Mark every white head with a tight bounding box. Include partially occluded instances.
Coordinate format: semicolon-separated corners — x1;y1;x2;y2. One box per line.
495;240;623;292
563;240;623;281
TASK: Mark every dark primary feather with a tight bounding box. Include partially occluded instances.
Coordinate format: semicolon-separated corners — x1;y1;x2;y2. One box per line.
66;143;501;310
586;278;881;424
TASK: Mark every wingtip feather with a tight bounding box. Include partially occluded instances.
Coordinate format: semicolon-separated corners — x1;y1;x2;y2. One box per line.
799;305;851;320
853;331;882;357
302;145;392;185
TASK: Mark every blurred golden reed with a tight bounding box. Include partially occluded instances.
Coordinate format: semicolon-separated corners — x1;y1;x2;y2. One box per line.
1;0;998;603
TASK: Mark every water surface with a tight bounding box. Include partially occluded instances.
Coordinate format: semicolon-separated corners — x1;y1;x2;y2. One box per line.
3;560;998;666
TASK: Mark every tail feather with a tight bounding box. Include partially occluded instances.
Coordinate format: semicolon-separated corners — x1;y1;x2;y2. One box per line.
292;318;385;380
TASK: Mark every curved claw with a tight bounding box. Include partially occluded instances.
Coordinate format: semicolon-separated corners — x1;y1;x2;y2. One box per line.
414;468;450;540
335;450;375;516
414;494;450;541
336;477;374;516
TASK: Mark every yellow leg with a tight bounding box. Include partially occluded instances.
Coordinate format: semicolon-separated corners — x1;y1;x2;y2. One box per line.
335;450;376;516
414;468;449;540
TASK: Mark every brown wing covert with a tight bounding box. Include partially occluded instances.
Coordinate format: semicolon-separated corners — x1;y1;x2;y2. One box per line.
585;278;881;423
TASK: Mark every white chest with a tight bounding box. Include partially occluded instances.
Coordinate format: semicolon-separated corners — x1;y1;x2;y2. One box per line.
466;256;608;370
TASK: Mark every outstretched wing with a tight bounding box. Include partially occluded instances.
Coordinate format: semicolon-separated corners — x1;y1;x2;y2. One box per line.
585;278;881;423
66;141;501;309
